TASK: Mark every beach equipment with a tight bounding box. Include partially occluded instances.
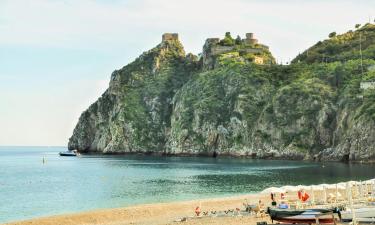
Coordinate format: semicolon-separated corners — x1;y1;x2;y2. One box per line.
340;207;375;222
323;186;327;203
267;207;337;224
261;187;285;194
345;182;357;224
281;185;300;192
311;184;324;191
310;186;315;205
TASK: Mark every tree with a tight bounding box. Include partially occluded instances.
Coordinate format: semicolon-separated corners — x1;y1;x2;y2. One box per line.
328;32;337;38
225;32;233;39
220;32;235;46
355;24;361;29
235;35;242;45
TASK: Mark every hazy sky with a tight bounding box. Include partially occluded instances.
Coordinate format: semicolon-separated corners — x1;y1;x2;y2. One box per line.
1;0;374;146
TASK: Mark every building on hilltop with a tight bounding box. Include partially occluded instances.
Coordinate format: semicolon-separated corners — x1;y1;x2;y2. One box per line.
253;56;264;64
202;32;270;69
162;33;179;42
243;33;258;45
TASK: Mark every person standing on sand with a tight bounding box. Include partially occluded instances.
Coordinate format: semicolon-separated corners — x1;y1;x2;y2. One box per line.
195;206;201;216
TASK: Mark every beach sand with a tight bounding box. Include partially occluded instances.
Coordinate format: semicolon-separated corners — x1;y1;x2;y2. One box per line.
5;194;274;225
4;188;351;225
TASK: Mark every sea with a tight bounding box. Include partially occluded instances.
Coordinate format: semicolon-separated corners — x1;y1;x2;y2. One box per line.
0;146;374;223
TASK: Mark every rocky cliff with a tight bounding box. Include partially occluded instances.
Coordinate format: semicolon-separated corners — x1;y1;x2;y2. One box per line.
69;25;375;161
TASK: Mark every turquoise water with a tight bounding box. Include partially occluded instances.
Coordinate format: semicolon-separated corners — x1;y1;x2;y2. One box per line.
0;146;374;223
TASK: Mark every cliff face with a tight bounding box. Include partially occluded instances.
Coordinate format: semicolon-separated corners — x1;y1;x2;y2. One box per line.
68;38;200;153
69;27;375;161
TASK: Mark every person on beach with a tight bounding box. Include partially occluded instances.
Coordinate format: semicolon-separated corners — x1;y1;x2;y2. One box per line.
256;200;266;217
270;193;277;207
298;189;310;202
281;192;285;199
195;206;201;216
278;201;289;209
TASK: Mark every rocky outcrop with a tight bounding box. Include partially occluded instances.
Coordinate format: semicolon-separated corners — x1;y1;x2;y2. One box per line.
69;28;375;161
69;35;200;153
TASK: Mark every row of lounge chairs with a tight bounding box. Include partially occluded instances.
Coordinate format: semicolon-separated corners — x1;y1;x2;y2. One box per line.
175;201;267;222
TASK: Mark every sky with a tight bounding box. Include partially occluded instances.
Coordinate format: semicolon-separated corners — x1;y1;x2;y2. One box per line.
0;0;374;146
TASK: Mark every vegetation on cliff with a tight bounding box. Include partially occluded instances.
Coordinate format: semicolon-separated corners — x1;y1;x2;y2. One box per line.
69;26;375;161
293;23;375;63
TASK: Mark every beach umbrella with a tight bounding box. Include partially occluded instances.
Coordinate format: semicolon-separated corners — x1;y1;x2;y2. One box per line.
296;185;309;190
261;187;285;194
349;181;358;199
337;183;347;190
346;182;357;224
281;185;300;192
359;181;364;198
311;184;324;191
310;186;315;205
324;183;337;189
323;186;327;203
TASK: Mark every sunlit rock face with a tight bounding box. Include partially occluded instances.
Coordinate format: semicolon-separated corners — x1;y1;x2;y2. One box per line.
69;27;375;161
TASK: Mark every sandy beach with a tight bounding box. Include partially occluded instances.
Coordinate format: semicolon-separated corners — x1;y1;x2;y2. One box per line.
4;193;273;225
4;181;369;225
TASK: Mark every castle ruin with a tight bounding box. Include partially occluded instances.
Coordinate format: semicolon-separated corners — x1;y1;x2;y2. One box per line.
244;33;258;45
202;33;269;69
162;33;179;42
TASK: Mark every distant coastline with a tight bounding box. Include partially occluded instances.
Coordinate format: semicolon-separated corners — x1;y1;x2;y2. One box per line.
74;151;375;164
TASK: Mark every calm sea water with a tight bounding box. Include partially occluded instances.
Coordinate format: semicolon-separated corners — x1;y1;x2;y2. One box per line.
0;146;374;223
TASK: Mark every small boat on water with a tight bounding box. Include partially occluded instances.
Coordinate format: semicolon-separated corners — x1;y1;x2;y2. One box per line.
59;150;79;157
340;207;375;222
267;208;337;224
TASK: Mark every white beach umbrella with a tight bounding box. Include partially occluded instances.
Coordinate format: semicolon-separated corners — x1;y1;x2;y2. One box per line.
336;183;347;190
323;186;327;203
281;185;300;192
311;184;324;191
296;185;309;190
359;181;364;198
261;187;285;194
348;180;360;185
323;183;337;189
346;182;357;224
310;186;315;205
329;192;342;198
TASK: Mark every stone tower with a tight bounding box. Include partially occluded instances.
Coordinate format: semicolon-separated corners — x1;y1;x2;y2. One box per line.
244;33;258;45
162;33;179;42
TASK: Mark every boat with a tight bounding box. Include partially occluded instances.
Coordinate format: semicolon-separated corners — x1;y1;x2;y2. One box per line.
267;208;337;224
59;150;79;157
340;207;375;222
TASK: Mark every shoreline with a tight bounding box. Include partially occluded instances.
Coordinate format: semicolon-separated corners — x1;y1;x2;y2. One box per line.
4;179;374;225
76;151;375;164
4;193;272;225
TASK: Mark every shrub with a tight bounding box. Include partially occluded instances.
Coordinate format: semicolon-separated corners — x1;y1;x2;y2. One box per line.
329;32;337;38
